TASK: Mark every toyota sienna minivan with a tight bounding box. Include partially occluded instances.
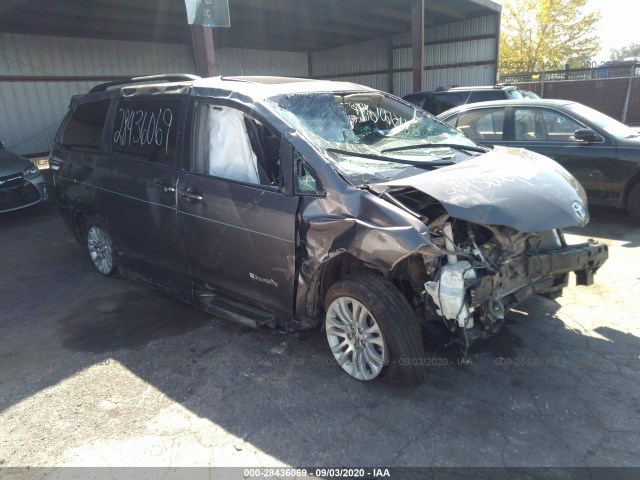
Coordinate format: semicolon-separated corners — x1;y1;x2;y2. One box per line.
51;74;607;386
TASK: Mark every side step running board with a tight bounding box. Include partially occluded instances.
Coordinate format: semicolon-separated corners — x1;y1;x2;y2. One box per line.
197;290;276;329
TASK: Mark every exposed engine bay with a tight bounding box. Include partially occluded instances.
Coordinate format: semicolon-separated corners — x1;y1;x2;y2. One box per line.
388;188;608;350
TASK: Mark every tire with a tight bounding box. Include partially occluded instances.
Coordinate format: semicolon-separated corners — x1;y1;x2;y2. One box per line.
85;216;117;276
324;273;426;387
627;183;640;223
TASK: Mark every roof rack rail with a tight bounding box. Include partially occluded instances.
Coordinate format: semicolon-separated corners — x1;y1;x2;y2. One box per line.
89;74;201;93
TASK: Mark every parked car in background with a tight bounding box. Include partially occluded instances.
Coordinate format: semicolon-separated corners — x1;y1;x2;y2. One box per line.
51;75;607;386
437;99;640;222
0;142;48;213
403;84;526;115
520;90;541;99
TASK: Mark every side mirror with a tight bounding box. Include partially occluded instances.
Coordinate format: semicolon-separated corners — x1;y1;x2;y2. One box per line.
0;141;4;148
574;128;601;143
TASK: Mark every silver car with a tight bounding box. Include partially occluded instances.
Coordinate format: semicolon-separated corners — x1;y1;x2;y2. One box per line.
0;142;48;213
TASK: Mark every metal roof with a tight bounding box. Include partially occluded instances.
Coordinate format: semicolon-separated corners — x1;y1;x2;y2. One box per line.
0;0;500;52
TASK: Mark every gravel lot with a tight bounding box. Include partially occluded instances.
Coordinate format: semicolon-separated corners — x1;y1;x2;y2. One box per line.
1;178;639;470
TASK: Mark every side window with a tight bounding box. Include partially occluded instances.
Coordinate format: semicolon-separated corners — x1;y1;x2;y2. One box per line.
193;104;281;187
61;100;110;152
112;97;182;166
467;91;503;102
515;108;584;141
540;109;585;141
431;93;466;115
456;108;504;141
514;109;540;140
294;152;324;196
442;113;459;128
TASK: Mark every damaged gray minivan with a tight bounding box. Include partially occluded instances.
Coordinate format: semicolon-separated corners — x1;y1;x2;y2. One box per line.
51;75;608;386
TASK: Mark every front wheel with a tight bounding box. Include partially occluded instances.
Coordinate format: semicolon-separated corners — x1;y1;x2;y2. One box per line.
324;273;426;386
86;217;117;276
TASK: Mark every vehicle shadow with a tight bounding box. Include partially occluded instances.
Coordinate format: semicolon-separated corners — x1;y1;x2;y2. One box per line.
43;291;640;467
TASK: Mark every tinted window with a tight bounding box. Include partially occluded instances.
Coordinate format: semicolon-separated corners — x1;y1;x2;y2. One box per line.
515;108;584;141
112;98;182;165
456;108;505;141
467;91;505;102
514;109;539;140
62;100;110;151
404;94;428;109
430;93;467;115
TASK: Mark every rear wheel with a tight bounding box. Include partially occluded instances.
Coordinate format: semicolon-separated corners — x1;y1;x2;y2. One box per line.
85;217;117;276
627;183;640;223
324;273;426;386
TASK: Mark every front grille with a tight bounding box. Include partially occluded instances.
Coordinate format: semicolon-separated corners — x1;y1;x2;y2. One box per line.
0;182;41;211
0;173;23;190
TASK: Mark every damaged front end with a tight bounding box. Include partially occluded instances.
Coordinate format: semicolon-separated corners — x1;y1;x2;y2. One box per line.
377;150;608;346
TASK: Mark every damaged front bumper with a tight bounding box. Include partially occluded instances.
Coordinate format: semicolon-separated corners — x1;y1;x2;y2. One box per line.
525;240;608;288
453;238;609;340
424;230;609;347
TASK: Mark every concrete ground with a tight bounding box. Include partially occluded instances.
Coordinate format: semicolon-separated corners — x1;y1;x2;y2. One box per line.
1;182;639;469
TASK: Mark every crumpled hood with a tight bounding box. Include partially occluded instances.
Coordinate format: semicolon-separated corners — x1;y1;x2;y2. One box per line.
378;147;590;233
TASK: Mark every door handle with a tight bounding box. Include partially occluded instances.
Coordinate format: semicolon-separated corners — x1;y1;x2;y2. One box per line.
153;180;176;193
180;190;203;201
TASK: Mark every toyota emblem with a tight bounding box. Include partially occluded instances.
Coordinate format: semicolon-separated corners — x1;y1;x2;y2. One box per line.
572;201;586;220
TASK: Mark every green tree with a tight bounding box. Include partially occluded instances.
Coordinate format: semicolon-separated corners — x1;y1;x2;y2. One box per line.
611;43;640;60
499;0;601;73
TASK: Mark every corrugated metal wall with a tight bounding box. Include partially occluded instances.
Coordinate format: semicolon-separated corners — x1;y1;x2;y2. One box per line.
311;37;391;92
311;14;499;98
0;33;196;155
215;48;308;77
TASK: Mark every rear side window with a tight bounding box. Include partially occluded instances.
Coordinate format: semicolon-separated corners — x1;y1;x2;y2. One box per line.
61;100;110;152
467;91;505;102
430;93;467;115
403;94;426;109
456;108;505;141
112;97;183;166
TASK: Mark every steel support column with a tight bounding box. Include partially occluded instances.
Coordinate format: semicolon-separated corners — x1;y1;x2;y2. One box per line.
191;25;218;77
411;0;425;92
494;11;501;83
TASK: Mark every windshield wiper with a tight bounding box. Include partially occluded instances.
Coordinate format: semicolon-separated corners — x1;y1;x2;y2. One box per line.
380;143;489;154
325;148;454;168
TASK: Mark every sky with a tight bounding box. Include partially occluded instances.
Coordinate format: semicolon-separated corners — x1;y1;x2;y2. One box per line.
587;0;639;60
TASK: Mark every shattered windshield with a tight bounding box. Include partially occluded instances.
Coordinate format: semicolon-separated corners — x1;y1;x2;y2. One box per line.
266;91;479;184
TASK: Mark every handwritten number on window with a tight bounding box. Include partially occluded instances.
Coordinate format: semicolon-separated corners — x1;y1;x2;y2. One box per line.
113;108;174;155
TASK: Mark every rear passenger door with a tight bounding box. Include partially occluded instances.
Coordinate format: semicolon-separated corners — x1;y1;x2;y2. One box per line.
98;95;188;287
177;101;299;314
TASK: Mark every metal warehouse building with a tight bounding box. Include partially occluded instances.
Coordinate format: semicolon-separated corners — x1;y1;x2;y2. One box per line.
0;0;501;156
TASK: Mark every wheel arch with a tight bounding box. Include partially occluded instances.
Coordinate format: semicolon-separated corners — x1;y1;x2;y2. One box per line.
71;202;98;243
621;169;640;208
304;252;427;323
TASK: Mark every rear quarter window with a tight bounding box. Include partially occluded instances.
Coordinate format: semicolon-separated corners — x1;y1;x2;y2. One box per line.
61;100;110;152
467;91;505;102
431;93;467;115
